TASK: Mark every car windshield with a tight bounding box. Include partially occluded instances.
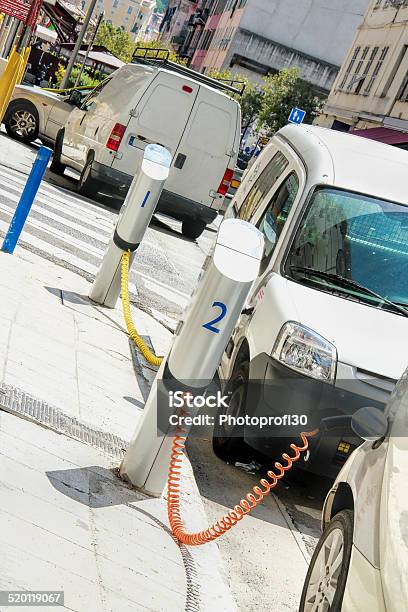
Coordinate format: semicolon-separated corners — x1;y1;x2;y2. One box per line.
285;187;408;316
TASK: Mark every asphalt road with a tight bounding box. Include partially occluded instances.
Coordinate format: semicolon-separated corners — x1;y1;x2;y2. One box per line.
0;133;326;611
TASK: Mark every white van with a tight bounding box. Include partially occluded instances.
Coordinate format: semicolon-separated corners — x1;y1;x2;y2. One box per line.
213;124;408;479
51;52;242;239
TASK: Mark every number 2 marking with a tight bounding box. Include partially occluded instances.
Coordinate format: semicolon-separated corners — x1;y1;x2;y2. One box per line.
203;301;228;334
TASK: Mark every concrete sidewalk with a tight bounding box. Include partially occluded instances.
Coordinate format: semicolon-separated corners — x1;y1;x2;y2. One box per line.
0;247;236;611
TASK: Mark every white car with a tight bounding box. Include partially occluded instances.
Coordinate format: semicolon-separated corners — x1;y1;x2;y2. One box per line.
299;368;408;611
3;84;89;145
214;125;408;479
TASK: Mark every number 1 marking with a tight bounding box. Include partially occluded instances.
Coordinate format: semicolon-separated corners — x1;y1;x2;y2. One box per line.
203;301;228;334
141;191;151;208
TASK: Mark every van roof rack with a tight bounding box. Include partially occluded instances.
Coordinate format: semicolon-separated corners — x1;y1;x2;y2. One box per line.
132;47;246;96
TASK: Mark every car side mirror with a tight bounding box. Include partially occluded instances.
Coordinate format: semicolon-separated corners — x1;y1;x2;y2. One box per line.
68;90;83;107
351;406;388;442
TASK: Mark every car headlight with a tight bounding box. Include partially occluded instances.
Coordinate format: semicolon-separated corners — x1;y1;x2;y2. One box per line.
272;322;337;383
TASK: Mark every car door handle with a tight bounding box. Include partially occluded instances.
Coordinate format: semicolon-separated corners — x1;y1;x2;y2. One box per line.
174;153;186;169
79;114;86;126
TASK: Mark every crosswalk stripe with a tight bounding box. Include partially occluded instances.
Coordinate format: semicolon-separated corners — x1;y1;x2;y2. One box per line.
0;164;195;315
0;171;116;231
0;202;107;259
0;165;117;224
0;181;114;244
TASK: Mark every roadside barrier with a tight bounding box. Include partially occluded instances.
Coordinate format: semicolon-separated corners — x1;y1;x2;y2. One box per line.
1;145;52;254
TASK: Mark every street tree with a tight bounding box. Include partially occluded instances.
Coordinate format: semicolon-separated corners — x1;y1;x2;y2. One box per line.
95;21;135;62
208;68;263;131
258;67;323;135
133;38;186;64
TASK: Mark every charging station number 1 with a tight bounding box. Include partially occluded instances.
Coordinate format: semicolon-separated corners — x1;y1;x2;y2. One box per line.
203;301;228;334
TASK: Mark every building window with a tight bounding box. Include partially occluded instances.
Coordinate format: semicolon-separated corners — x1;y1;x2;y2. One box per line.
365;46;389;93
338;46;361;89
347;46;370;91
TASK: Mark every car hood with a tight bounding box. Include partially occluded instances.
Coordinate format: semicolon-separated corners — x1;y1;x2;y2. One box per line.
285;278;408;380
13;84;61;102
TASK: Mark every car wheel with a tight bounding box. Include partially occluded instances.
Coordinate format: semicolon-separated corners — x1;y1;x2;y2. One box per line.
50;130;66;176
78;156;99;198
212;361;249;462
4;101;39;144
299;509;354;612
182;219;206;239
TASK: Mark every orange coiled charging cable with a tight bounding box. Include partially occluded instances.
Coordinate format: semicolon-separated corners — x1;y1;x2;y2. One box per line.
167;428;319;546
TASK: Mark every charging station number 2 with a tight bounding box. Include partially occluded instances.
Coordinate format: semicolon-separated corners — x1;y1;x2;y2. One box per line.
203;302;228;334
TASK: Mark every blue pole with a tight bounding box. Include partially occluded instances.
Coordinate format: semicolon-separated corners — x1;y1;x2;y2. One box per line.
1;146;53;254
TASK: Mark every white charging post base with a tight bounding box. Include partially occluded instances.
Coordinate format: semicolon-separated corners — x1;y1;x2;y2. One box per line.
119;219;264;496
89;144;171;308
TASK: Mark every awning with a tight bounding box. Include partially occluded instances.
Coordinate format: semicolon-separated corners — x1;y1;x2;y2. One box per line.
77;50;125;69
35;23;58;43
351;126;408;146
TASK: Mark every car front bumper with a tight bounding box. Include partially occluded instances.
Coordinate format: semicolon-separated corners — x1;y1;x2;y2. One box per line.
241;354;391;479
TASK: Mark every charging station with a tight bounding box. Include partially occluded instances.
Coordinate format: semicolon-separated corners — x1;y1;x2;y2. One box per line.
89;144;172;308
119;219;265;496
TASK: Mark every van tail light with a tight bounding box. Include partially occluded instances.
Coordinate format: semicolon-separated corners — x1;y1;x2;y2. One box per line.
217;168;234;196
106;123;126;151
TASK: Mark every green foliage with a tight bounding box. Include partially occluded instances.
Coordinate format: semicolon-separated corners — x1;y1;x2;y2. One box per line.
95;21;136;63
208;67;323;136
95;21;186;65
258;67;323;135
133;38;187;65
155;0;168;13
207;68;263;128
55;64;102;88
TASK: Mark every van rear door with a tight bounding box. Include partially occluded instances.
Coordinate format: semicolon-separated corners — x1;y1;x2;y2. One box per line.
166;86;240;207
111;71;199;175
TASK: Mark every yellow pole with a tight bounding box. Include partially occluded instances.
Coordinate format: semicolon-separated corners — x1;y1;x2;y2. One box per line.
0;44;30;123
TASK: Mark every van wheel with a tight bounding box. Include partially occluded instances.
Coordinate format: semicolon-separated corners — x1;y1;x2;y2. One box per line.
212;362;250;462
50;130;66;176
78;157;99;198
182;219;206;239
299;510;353;611
4;100;39;144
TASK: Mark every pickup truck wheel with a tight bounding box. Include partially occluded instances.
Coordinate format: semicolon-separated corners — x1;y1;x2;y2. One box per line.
182;219;206;239
50;130;66;176
212;362;250;462
4;101;39;144
78;158;99;198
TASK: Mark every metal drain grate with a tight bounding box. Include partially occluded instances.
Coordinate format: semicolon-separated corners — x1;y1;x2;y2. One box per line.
0;383;128;460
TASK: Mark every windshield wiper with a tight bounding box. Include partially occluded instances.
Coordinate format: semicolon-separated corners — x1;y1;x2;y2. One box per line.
290;265;408;318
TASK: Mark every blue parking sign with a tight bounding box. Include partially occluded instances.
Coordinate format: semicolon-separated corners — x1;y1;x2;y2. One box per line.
288;107;306;125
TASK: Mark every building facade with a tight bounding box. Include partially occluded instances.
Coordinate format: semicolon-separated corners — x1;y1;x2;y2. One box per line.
164;0;369;93
78;0;155;40
317;0;408;135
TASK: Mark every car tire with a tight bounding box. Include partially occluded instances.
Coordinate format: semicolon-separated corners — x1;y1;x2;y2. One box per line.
78;156;99;198
182;219;206;240
299;509;354;612
4;100;39;144
50;130;66;176
212;361;250;462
